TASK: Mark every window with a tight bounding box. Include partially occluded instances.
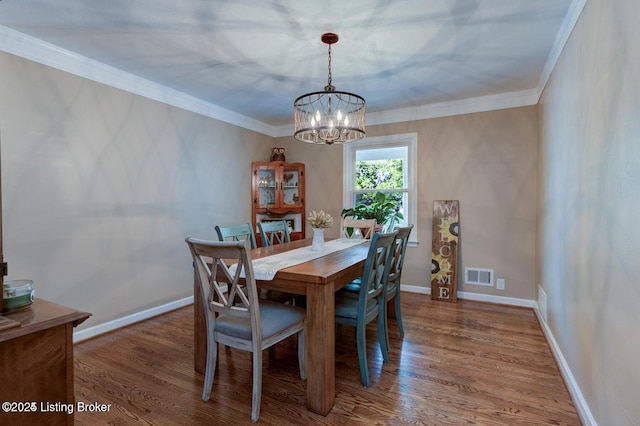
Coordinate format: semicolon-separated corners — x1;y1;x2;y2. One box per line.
343;133;418;243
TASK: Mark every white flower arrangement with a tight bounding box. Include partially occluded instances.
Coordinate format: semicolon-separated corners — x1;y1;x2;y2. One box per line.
307;210;334;229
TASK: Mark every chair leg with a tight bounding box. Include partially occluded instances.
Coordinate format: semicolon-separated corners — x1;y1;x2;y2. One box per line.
297;329;306;380
202;340;218;401
395;293;404;337
356;321;370;387
382;297;391;352
377;309;389;363
251;349;263;422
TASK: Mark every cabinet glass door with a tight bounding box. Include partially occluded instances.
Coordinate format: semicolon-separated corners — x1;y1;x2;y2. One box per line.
281;168;301;207
257;168;277;206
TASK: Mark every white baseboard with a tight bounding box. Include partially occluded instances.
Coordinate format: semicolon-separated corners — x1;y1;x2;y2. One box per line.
400;284;536;308
400;284;431;295
533;307;597;426
73;296;194;343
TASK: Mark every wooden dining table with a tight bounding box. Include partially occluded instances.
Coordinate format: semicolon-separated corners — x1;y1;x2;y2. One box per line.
193;237;370;416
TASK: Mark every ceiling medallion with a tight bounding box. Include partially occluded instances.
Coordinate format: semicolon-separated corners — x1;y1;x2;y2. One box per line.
293;33;365;145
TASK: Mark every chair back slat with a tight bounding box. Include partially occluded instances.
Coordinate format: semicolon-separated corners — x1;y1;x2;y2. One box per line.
187;238;259;324
215;223;257;249
257;220;291;246
386;225;414;294
359;231;397;312
341;218;377;239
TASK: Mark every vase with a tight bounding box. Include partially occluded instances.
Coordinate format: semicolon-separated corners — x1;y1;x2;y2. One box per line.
311;228;326;251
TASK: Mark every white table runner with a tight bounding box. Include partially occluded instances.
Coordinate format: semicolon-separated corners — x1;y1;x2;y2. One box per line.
229;239;366;281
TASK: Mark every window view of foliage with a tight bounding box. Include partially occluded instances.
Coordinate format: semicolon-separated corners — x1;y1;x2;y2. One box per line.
355;159;404;207
355;159;403;190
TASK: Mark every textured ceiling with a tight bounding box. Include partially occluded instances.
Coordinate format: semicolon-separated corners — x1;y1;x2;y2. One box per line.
0;0;574;127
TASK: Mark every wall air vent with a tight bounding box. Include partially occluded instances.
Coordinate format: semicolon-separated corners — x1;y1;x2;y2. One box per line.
465;267;494;286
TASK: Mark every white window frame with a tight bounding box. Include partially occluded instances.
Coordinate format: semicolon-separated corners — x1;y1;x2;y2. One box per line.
343;133;418;245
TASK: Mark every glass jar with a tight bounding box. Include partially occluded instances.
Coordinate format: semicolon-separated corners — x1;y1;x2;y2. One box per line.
2;279;35;313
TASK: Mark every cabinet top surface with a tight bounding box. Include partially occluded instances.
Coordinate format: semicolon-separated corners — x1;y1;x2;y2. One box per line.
0;299;91;342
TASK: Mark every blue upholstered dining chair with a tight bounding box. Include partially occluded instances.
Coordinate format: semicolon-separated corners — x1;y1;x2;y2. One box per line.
382;225;414;348
215;223;257;249
186;237;306;423
334;230;397;387
257;220;290;247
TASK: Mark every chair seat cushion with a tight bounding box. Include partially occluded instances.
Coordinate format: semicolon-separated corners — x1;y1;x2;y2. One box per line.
342;278;361;293
215;301;305;340
335;291;378;319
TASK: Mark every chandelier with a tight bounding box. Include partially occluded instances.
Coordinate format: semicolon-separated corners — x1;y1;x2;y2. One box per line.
294;33;365;145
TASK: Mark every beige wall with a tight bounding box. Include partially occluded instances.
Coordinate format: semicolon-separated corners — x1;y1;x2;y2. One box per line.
0;52;273;328
538;0;640;424
2;26;542;361
278;106;539;300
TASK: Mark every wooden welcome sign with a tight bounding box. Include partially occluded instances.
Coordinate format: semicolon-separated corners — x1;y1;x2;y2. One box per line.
431;200;460;302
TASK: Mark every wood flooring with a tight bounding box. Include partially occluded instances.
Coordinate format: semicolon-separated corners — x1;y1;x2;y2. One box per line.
73;292;581;425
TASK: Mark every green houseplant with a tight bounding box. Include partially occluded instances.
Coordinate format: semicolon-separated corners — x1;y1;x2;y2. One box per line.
341;191;404;232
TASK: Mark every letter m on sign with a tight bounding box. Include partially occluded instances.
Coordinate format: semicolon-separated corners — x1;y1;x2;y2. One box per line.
430;200;460;302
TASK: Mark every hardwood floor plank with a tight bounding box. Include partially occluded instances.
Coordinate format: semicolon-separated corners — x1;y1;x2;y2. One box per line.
74;293;581;425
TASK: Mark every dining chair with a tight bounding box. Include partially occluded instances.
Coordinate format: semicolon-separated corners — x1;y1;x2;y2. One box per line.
256;220;299;309
257;220;290;247
215;221;294;359
215;223;257;249
382;224;414;348
334;230;397;387
186;237;306;423
340;218;377;240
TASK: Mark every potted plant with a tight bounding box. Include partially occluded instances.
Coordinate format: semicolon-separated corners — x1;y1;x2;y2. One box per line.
341;191;404;232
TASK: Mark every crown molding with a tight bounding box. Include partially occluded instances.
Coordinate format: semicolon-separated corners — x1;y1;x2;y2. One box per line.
0;25;276;136
536;0;588;99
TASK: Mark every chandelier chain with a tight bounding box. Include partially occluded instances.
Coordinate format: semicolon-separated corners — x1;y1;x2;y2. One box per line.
327;44;332;87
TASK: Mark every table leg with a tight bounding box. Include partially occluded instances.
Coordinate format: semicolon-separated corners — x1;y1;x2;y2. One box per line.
305;281;336;415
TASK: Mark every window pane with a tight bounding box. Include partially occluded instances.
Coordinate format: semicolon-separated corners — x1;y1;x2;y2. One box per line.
344;133;417;241
355;159;404;190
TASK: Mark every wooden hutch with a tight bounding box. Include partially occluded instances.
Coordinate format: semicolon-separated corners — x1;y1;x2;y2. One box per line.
251;161;305;244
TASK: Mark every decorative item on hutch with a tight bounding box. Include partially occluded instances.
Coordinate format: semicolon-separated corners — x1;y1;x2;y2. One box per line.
307;210;333;251
270;147;286;162
252;160;305;245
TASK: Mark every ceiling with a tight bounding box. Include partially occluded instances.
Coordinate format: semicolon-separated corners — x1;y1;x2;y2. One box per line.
0;0;578;134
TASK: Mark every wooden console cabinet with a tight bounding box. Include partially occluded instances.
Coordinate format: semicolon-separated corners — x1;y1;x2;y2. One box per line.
251;161;305;243
0;299;91;426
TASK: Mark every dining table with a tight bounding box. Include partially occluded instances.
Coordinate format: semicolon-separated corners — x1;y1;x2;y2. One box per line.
193;237;370;416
